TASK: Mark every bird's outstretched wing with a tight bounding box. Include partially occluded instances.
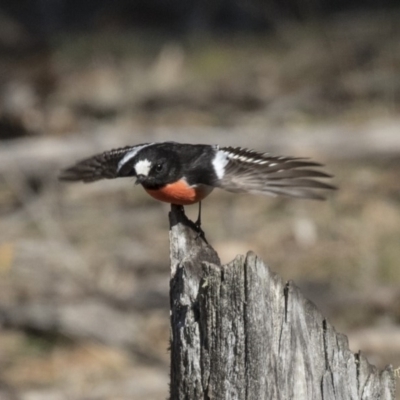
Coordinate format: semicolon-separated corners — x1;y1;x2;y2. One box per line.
59;144;150;182
215;147;336;200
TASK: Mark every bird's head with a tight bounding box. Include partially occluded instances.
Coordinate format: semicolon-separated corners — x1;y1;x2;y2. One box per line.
119;147;181;189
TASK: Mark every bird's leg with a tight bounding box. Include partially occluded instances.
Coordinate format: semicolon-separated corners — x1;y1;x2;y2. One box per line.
194;201;207;242
171;202;207;242
195;201;202;228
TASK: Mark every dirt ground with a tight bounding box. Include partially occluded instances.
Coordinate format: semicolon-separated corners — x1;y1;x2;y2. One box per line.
0;10;399;399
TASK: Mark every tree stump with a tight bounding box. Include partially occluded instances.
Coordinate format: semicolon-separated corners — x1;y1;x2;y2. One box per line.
168;205;396;400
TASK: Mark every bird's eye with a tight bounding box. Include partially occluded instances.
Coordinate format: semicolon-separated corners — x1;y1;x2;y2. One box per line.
155;164;163;172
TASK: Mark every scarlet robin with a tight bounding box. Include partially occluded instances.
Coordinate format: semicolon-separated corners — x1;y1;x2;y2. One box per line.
59;142;335;229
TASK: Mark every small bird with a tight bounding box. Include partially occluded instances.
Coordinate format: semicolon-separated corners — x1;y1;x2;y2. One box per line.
59;142;335;228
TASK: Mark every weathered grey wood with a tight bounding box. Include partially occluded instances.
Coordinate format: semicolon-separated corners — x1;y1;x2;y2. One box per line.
169;205;396;400
169;204;220;400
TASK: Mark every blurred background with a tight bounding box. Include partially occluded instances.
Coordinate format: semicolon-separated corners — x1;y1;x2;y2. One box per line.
0;0;399;399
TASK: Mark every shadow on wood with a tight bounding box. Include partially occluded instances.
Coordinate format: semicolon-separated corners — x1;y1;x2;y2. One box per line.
168;205;396;400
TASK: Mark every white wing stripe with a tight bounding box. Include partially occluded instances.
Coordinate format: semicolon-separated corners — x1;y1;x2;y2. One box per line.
117;144;153;172
222;151;271;166
212;150;229;179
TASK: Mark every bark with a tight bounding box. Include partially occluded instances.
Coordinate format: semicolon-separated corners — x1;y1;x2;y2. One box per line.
168;205;396;400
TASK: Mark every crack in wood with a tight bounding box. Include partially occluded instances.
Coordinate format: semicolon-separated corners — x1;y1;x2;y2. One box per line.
168;205;396;400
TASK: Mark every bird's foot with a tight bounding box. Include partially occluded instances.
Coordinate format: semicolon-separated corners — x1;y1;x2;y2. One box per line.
194;219;208;244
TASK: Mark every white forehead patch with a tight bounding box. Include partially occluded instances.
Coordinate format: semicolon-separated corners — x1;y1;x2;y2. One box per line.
117;143;153;172
134;159;152;176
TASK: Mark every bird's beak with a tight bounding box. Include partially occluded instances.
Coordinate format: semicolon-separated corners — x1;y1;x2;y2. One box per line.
135;174;146;185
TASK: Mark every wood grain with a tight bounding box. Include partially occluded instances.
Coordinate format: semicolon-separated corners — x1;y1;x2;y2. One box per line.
168;205;396;400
